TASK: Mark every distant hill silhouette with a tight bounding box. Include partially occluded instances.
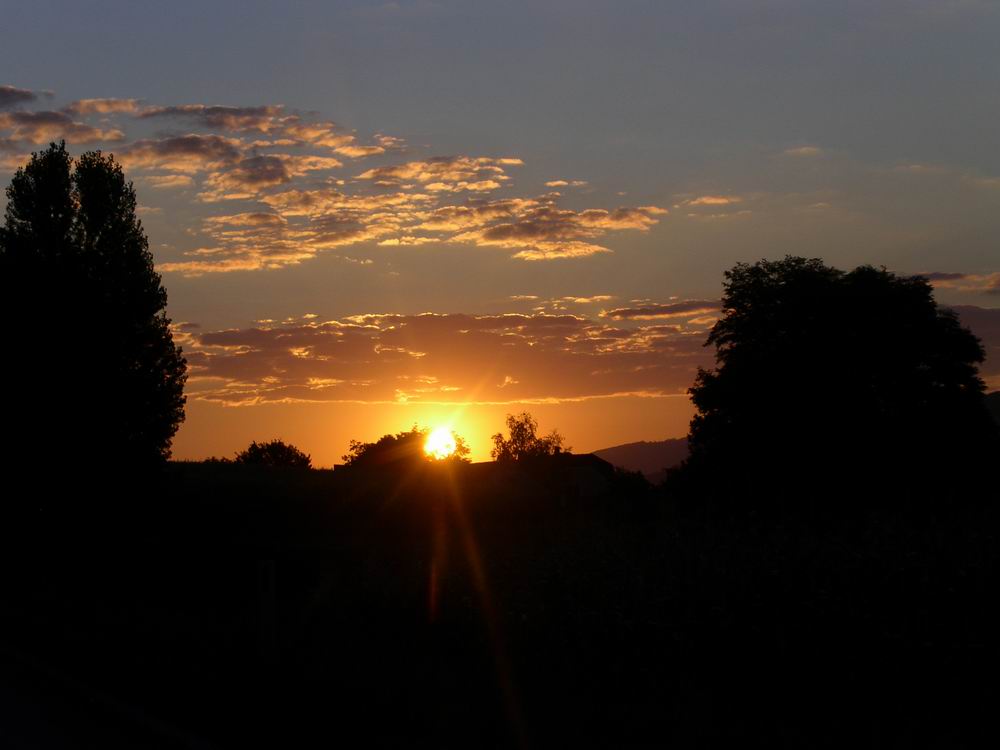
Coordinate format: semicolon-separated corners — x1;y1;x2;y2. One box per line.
592;437;688;482
593;391;1000;481
987;391;1000;427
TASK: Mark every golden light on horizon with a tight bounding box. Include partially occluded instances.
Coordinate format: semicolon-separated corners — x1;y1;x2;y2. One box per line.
424;427;457;460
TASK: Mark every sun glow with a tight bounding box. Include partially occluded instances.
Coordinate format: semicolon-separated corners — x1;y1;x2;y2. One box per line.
424;427;457;460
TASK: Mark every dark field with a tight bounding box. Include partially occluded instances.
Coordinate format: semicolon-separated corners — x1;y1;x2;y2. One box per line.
2;458;997;748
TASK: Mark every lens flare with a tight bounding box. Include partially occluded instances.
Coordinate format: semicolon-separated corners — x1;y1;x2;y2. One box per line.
424;427;457;460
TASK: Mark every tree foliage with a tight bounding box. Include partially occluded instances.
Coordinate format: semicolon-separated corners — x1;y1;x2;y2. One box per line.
0;143;187;469
682;256;997;503
491;412;567;462
234;439;312;469
342;427;430;469
342;426;471;469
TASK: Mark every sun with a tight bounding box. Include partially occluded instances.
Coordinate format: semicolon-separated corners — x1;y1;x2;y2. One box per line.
424;427;457;460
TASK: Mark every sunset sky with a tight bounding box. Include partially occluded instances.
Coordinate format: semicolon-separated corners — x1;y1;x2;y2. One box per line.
3;0;999;464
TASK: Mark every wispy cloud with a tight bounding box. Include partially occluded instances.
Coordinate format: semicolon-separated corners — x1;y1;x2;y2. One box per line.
65;98;141;115
2;90;669;272
138;104;287;132
924;271;1000;295
601;300;720;320
118;134;242;172
0;110;123;144
0;84;42;109
177;310;715;406
358;155;522;192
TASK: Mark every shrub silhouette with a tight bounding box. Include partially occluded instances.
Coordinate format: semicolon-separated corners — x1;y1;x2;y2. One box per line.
680;256;997;507
491;412;567;462
0;142;186;470
234;439;311;468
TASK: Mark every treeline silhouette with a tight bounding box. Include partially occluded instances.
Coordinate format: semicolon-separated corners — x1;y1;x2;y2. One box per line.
1;148;998;747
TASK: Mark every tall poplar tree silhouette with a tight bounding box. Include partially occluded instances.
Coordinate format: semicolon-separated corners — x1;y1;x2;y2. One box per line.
0;142;186;472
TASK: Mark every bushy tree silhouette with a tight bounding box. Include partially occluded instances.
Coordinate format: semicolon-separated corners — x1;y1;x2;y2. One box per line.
491;412;567;462
681;256;997;507
342;427;430;469
234;439;311;468
342;426;471;468
0;143;186;471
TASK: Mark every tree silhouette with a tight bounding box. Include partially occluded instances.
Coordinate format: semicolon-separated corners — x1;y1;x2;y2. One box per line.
491;412;567;462
342;426;472;468
342;427;430;469
234;439;311;468
681;256;997;506
0;143;186;471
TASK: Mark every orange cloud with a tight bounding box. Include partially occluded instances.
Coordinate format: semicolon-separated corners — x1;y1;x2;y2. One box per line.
197;154;343;200
686;195;741;206
65;98;141;115
924;271;1000;295
357;155;520;191
0;110;124;144
602;300;721;320
118;134;242;173
142;174;195;189
1;92;667;272
139;104;287;132
179;311;717;405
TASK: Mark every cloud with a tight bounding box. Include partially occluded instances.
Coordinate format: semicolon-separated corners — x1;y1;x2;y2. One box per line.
601;300;721;320
179;310;715;405
139;104;287;132
197;154;343;200
451;201;665;260
176;303;1000;406
782;146;824;157
545;179;588;188
142;174;195;189
3;92;666;272
166;189;666;271
686;195;741;206
65;98;141;115
357;155;521;192
0;110;124;144
117;134;242;173
280;118;387;158
924;271;1000;294
0;84;41;109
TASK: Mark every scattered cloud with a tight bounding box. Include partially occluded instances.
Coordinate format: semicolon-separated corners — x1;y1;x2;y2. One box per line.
138;104;287;132
197;153;343;201
0;84;41;109
602;300;721;320
451;201;666;260
686;195;741;206
65;98;141;115
142;174;195;189
179;310;715;405
924;271;1000;295
117;134;242;172
358;155;522;192
2;90;669;271
0;110;124;144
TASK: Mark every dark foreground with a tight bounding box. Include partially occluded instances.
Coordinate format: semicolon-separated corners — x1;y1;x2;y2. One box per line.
2;458;997;747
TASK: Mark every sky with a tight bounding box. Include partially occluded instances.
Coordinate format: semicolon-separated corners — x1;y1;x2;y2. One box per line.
2;0;999;464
